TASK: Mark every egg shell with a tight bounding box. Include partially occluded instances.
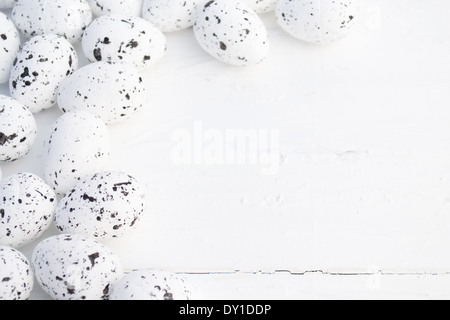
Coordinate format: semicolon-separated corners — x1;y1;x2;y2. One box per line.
193;0;269;66
142;0;202;33
0;13;20;84
11;0;93;43
32;234;123;300
0;95;37;162
9;35;78;113
87;0;143;17
0;246;34;300
55;171;147;241
57;62;147;125
0;0;16;9
242;0;277;13
82;14;167;70
110;270;191;300
0;173;57;248
275;0;358;44
43;110;110;196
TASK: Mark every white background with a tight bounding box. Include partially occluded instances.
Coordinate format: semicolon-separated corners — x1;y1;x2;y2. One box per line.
2;0;450;300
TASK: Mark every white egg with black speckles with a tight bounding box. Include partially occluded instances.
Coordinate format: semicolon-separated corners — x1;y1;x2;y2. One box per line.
87;0;143;17
142;0;202;33
0;173;57;248
193;0;269;66
9;35;78;114
0;13;20;85
44;110;110;196
32;234;123;300
0;0;16;9
57;62;147;125
55;171;147;241
11;0;93;43
242;0;277;13
276;0;358;44
82;14;167;70
0;95;37;162
110;270;192;300
0;246;34;300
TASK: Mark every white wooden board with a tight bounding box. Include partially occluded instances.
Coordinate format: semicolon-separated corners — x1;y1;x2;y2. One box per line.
2;0;450;300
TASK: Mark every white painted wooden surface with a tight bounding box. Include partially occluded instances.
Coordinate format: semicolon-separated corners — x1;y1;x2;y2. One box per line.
2;0;450;299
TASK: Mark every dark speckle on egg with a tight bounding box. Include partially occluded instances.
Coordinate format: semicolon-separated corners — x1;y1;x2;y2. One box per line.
93;48;102;61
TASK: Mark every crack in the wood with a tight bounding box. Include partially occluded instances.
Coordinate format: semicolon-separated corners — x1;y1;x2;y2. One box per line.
148;270;450;277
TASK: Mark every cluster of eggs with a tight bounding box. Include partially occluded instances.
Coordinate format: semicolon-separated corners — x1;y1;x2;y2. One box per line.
0;0;359;300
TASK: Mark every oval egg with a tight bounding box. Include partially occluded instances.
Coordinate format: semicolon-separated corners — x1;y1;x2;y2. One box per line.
11;0;93;43
275;0;359;44
0;173;57;248
110;270;192;300
142;0;201;33
0;95;37;162
87;0;143;17
82;14;167;70
0;246;34;300
9;34;78;113
54;171;147;241
0;13;20;84
43;110;110;195
57;62;147;125
32;234;123;300
193;0;269;66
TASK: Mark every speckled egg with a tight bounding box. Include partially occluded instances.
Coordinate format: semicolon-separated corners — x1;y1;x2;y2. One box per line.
0;0;15;9
82;14;167;70
32;234;123;300
193;0;269;66
0;246;34;300
0;95;37;162
110;270;191;300
275;0;358;44
0;13;20;84
87;0;143;17
242;0;277;13
55;171;147;241
9;35;78;113
0;173;56;248
11;0;93;43
142;0;201;33
43;110;110;196
57;62;147;125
